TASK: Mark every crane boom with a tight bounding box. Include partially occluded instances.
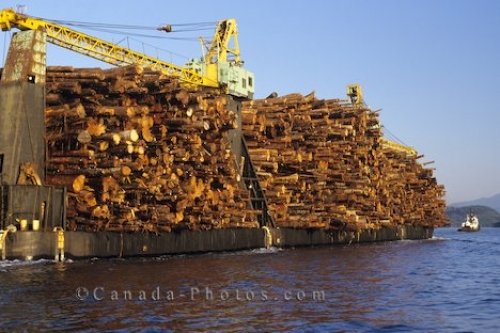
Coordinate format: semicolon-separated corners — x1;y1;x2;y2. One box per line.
0;8;255;97
205;18;240;64
0;8;210;86
380;138;417;157
346;84;417;157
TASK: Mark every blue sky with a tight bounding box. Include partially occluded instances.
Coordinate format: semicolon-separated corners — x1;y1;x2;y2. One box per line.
1;0;499;203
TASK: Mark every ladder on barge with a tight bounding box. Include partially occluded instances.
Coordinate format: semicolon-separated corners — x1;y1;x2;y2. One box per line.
240;137;274;228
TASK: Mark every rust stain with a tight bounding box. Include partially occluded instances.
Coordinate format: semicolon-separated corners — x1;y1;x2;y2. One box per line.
1;30;46;84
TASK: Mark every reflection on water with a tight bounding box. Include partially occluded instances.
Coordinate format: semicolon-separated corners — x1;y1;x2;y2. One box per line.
1;228;499;332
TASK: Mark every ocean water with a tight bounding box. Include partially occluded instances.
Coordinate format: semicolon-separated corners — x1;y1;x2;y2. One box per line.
0;228;499;332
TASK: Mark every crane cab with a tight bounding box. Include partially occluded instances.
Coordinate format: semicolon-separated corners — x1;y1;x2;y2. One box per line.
218;62;254;99
185;58;254;99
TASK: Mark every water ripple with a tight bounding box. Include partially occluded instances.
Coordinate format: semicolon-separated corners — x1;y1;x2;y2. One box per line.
0;228;500;332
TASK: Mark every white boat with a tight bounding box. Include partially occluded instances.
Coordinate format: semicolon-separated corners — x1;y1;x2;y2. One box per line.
458;212;480;232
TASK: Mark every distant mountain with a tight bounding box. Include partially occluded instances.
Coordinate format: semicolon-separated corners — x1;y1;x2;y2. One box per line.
446;205;500;227
453;193;500;213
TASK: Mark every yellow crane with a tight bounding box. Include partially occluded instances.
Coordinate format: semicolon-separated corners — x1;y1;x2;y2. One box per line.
346;84;364;106
0;7;254;98
346;83;417;157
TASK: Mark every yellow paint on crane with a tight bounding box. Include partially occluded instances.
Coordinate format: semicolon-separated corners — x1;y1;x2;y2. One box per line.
0;8;255;97
0;8;209;86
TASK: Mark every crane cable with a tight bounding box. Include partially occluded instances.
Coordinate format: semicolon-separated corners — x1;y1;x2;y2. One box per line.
122;36;192;61
36;15;217;64
73;25;208;41
38;14;215;40
24;15;217;67
5;13;223;86
382;125;412;148
40;16;216;32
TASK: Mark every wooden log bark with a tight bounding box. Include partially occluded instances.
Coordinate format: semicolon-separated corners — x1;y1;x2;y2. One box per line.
44;65;258;233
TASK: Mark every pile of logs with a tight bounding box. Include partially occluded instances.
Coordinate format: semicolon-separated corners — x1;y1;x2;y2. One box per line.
2;64;448;233
44;65;258;232
242;93;447;230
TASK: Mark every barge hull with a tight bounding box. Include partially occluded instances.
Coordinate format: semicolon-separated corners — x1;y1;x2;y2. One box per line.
2;225;433;260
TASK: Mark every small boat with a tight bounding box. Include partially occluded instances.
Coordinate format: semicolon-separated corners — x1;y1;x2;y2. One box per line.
458;212;480;232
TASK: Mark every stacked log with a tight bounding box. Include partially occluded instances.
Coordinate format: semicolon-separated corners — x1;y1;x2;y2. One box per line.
241;93;447;231
45;65;258;232
2;64;448;233
375;148;447;228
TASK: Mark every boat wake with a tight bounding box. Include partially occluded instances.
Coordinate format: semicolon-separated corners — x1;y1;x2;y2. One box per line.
249;247;283;254
0;258;53;269
430;236;449;241
149;247;283;261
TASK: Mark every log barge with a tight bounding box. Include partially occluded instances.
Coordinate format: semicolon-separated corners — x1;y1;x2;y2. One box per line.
0;30;446;261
